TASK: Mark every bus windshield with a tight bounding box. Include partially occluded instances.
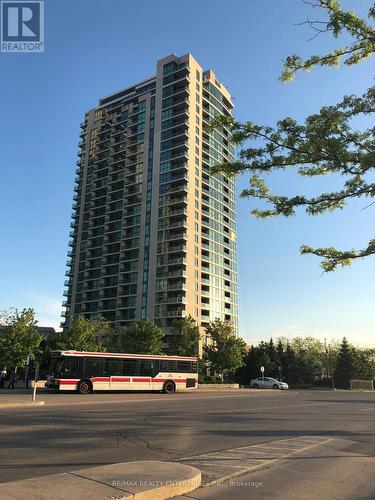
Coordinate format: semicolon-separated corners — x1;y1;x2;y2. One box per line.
48;358;64;378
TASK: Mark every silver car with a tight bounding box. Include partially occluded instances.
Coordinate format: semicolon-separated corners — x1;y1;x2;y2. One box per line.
250;377;289;390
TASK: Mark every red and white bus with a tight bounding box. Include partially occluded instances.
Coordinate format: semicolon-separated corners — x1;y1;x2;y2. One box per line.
45;350;198;394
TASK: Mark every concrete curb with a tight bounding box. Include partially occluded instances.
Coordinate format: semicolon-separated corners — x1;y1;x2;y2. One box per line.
197;384;239;390
0;460;201;500
0;401;45;409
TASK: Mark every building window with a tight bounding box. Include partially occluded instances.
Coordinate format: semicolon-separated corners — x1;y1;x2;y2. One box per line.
163;61;177;75
94;109;103;122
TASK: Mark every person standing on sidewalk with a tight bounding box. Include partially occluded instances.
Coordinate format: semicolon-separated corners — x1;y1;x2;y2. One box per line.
0;368;6;388
7;371;15;389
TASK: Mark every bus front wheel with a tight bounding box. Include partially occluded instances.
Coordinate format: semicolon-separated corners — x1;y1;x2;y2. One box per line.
77;380;92;394
163;381;176;394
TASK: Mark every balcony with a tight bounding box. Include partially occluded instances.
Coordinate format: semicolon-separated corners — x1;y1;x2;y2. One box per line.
162;62;188;76
165;282;186;292
160;139;189;153
161;116;189;131
163;70;190;88
169;207;188;217
161;126;189;142
160;229;187;241
156;294;186;305
167;269;186;278
162;84;189;100
160;172;188;186
163;308;186;318
159;195;188;208
158;256;187;266
162;96;190;111
159;218;187;230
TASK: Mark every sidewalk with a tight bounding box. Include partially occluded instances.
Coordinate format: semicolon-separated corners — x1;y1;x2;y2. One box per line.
0;461;201;500
0;379;33;391
0;399;45;408
0;383;46;408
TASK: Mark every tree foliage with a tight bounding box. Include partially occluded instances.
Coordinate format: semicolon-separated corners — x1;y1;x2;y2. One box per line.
0;308;41;370
210;0;375;272
204;319;247;376
237;337;330;385
281;0;375;82
353;347;375;380
167;315;200;356
334;336;356;388
106;320;164;355
236;335;374;387
51;315;109;352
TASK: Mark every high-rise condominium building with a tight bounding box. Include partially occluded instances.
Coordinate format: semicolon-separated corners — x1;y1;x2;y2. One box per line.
62;53;238;340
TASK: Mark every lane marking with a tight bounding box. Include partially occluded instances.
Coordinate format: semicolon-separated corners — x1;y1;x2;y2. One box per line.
3;393;305;409
179;436;332;487
185;463;249;468
2;394;353;413
39;398;327;411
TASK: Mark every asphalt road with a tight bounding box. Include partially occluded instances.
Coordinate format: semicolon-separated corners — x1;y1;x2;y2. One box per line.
0;389;374;498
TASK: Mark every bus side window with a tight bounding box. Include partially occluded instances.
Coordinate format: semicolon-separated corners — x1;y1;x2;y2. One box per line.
166;360;177;372
104;359;121;376
62;357;79;378
85;358;104;377
122;359;137;376
138;360;157;377
177;361;192;372
160;360;168;372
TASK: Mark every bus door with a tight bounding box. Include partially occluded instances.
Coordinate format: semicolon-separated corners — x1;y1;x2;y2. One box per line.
103;359;122;389
110;358;137;390
134;359;158;390
84;357;110;390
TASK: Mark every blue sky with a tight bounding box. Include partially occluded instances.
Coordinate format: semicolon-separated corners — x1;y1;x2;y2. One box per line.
0;0;373;346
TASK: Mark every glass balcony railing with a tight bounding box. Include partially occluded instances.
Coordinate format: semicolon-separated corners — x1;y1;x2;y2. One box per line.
167;269;187;278
163;308;186;317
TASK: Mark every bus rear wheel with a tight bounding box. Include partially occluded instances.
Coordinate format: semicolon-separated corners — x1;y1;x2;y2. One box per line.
163;381;176;394
77;380;92;394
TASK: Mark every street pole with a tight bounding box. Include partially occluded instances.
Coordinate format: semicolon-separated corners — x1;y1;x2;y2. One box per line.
329;345;336;391
24;355;30;389
31;364;39;402
324;338;327;379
